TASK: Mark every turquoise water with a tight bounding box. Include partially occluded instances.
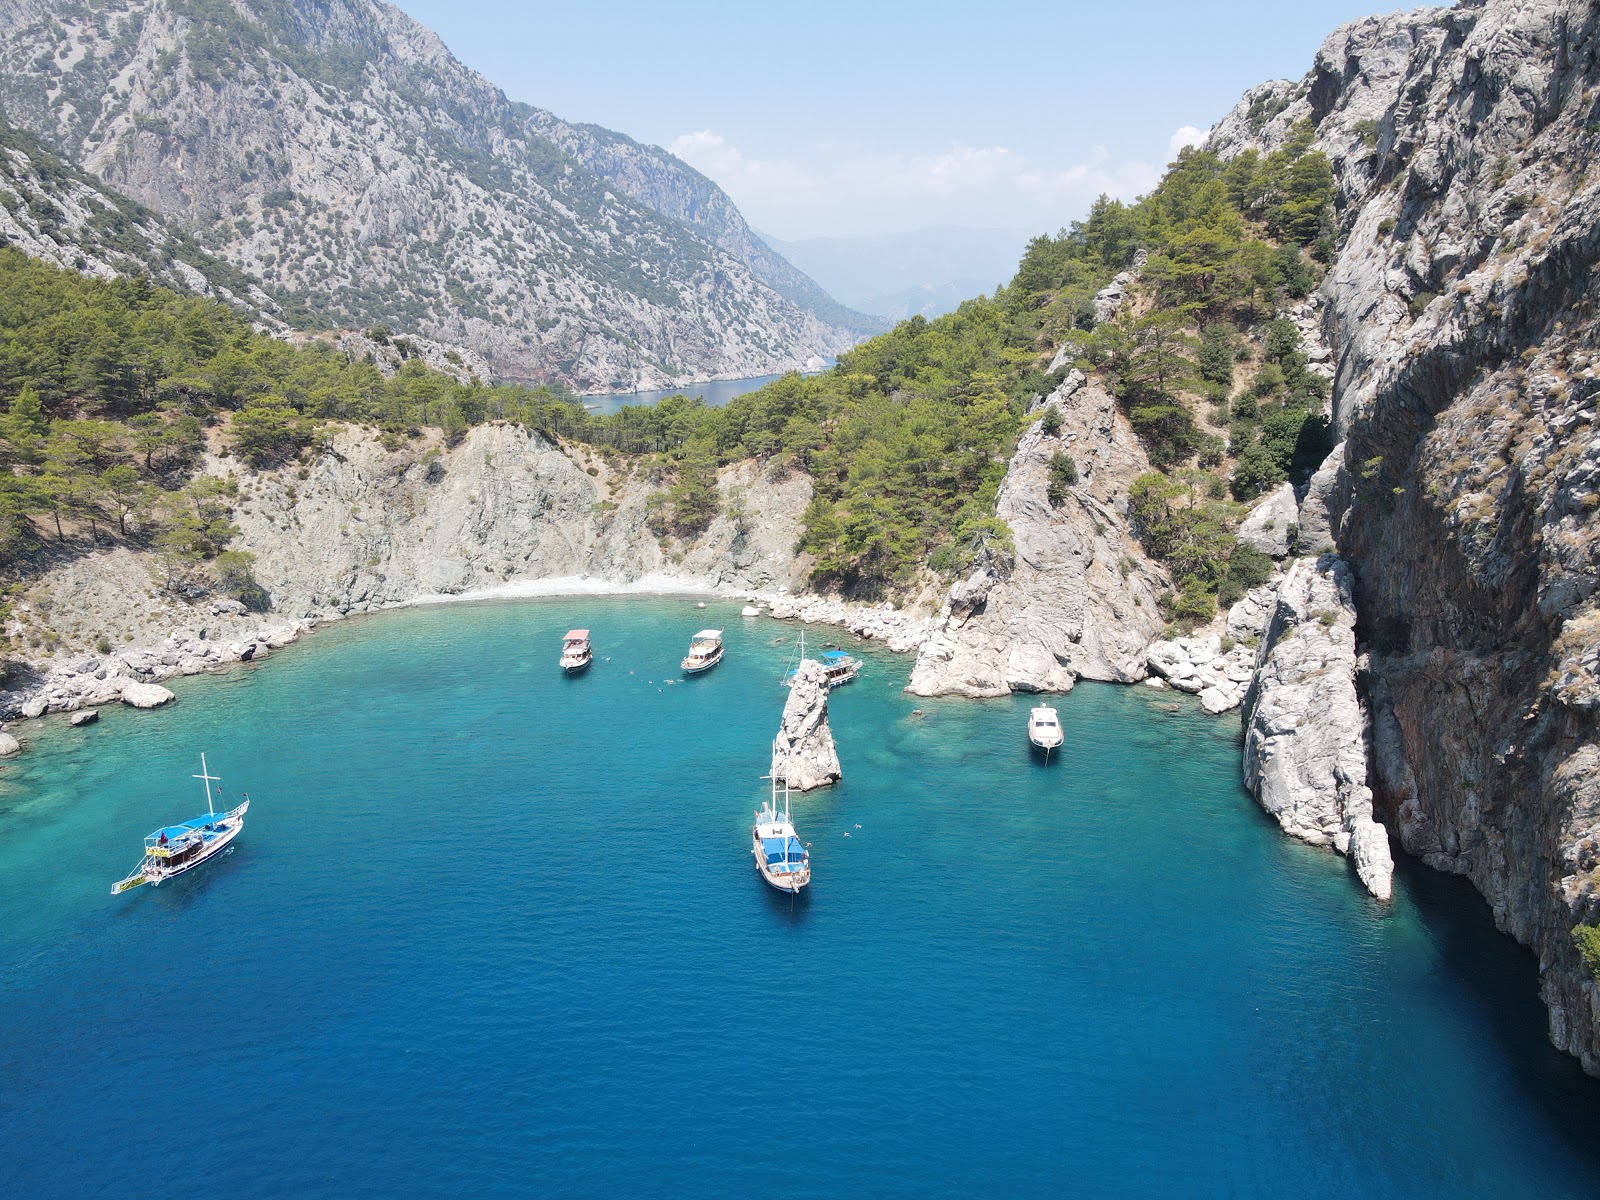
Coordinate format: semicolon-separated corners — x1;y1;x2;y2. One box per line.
2;596;1599;1197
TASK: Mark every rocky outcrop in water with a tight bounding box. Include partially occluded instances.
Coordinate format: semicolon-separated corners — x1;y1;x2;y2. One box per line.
771;659;842;791
906;373;1168;697
1242;556;1394;900
1212;0;1600;1068
0;0;860;391
120;681;175;709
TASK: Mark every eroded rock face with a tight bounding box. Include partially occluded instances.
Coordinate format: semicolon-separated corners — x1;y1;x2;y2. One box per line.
1237;484;1299;560
1243;557;1394;901
0;0;862;390
1209;0;1600;1070
906;376;1168;697
771;659;841;791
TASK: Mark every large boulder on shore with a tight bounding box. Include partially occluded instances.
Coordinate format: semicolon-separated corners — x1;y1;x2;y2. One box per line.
0;731;19;756
121;682;176;709
771;659;842;791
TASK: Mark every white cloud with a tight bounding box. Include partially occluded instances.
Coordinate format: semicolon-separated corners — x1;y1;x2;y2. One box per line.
1167;125;1206;159
667;129;1168;238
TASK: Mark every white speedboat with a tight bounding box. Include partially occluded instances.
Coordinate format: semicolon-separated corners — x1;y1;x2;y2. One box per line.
111;754;249;895
559;629;592;673
752;759;810;893
681;629;724;674
1028;706;1064;760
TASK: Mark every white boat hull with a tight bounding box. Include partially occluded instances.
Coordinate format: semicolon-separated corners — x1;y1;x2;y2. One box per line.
682;648;724;673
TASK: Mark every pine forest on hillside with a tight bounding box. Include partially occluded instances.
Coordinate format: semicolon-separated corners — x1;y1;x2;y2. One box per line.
0;123;1336;635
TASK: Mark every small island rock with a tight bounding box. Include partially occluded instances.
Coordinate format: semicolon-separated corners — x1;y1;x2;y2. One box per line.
771;658;842;791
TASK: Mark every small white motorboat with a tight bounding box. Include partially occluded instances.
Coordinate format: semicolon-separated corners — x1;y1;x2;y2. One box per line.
681;629;724;674
1028;706;1064;759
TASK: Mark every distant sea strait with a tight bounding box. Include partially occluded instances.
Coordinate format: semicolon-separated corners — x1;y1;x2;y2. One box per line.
3;596;1599;1197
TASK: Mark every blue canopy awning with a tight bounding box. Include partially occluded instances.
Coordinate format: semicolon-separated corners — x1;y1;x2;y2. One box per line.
147;813;221;841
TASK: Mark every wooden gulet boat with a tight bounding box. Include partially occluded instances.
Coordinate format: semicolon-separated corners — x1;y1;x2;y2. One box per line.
111;754;249;895
753;752;811;893
681;629;724;674
782;627;861;690
560;629;593;673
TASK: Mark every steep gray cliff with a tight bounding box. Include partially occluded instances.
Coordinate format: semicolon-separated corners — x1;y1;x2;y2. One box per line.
1213;0;1600;1071
0;0;860;390
906;371;1168;697
1243;555;1394;901
0;115;280;319
0;423;813;721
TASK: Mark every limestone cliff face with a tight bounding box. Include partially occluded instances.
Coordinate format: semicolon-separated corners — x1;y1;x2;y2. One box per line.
1214;0;1600;1070
1243;556;1394;901
0;0;860;390
0;424;813;723
229;424;811;617
906;372;1168;698
0;116;280;319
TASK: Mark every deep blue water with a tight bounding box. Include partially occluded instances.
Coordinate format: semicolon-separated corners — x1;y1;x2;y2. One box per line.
581;373;793;415
2;596;1599;1198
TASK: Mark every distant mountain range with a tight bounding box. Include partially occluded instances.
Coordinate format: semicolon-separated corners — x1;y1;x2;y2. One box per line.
760;226;1033;321
0;0;877;391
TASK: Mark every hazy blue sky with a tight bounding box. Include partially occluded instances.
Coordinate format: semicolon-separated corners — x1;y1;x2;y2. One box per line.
391;0;1396;239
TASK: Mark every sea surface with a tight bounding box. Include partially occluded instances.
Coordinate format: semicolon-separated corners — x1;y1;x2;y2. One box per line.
2;596;1599;1198
581;373;793;415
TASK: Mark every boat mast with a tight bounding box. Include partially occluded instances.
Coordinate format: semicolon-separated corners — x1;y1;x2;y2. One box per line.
194;753;221;816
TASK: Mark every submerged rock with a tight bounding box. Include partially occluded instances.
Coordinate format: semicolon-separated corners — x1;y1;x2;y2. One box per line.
771;659;841;791
0;731;19;756
68;710;99;727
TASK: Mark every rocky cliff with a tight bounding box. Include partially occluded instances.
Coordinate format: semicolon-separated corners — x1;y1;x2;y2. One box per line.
1242;555;1394;901
0;115;280;320
0;423;813;720
0;0;861;390
905;371;1169;697
1212;0;1600;1071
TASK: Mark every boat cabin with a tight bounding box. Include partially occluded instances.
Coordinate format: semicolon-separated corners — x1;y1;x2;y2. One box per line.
682;629;724;672
560;629;593;670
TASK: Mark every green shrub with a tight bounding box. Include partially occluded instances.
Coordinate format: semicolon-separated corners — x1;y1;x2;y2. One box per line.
1573;924;1600;980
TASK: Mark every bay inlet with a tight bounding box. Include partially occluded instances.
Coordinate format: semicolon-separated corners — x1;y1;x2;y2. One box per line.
2;596;1598;1197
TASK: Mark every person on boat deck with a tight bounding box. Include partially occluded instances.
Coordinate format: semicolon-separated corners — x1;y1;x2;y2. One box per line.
158;831;168;846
